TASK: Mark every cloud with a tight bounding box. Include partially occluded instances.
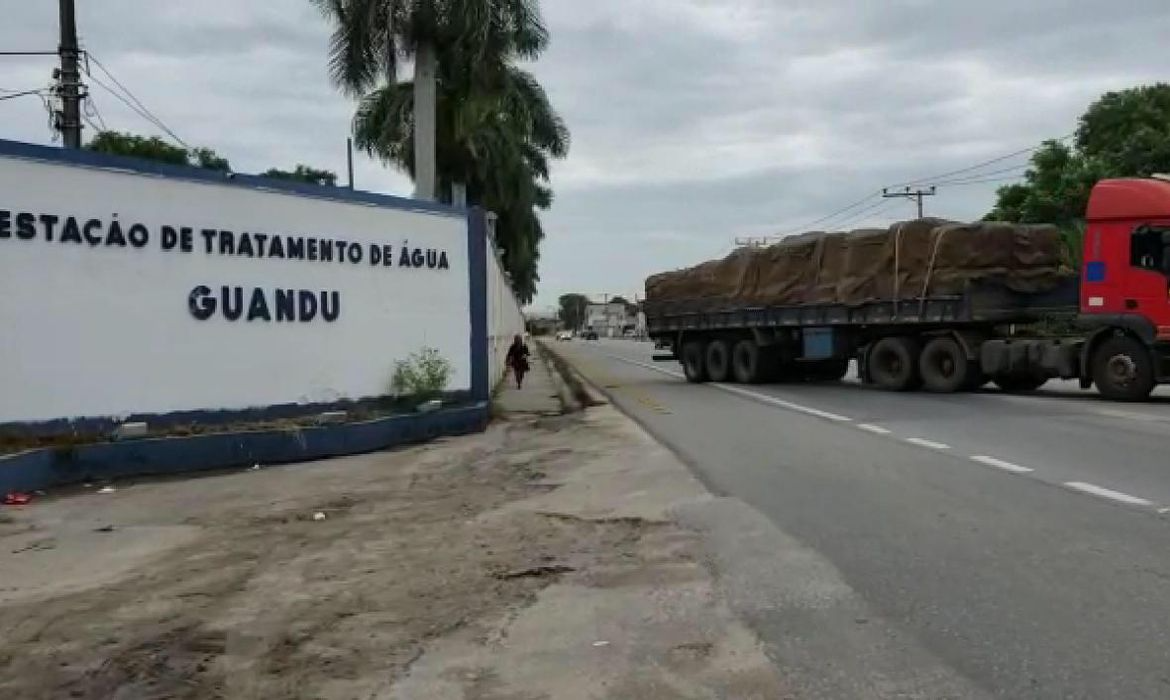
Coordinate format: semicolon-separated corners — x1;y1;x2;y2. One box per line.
2;0;1167;311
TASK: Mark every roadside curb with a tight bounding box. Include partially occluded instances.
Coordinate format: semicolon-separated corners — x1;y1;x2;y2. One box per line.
533;341;580;414
538;341;608;409
0;403;488;494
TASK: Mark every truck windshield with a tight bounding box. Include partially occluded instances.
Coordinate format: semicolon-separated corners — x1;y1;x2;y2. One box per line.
1129;226;1170;276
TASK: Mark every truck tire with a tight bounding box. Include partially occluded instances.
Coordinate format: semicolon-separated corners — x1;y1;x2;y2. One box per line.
992;372;1047;393
706;339;733;382
919;336;971;393
682;341;708;383
1092;335;1155;401
732;339;765;383
868;336;922;391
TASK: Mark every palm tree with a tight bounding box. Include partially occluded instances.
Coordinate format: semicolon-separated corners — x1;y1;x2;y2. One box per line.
312;0;548;201
352;61;568;302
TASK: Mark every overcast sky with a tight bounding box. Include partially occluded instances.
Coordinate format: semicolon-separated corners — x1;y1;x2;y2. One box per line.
3;1;1167;311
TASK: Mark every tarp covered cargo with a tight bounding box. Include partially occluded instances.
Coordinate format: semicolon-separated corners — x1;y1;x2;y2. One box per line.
645;219;1072;308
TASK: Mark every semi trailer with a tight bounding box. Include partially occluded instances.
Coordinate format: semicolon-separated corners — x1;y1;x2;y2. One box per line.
645;177;1170;401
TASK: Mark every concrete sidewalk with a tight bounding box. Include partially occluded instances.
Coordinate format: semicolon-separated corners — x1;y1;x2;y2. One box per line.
0;377;786;699
492;340;565;416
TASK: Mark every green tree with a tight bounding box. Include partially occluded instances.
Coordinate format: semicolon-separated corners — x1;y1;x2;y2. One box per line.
86;131;232;172
86;131;189;166
986;83;1170;262
558;293;589;330
312;0;547;201
262;165;339;186
314;0;563;303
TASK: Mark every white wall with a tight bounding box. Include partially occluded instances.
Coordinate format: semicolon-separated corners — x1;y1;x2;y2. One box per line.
486;238;525;385
0;153;471;424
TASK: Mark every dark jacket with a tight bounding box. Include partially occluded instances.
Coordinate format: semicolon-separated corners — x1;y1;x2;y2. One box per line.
506;343;530;372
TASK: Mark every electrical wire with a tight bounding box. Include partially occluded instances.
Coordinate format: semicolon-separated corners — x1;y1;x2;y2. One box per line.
83;92;108;130
829;197;905;231
87;72;190;149
83;51;190;149
0;89;46;101
782;190;884;236
885;132;1075;189
932;163;1029;186
935;173;1029;188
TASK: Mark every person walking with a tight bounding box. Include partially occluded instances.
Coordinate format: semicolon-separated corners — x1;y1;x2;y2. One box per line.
506;335;531;389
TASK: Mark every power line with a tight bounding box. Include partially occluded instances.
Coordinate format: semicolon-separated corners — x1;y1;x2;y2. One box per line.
783;190;884;236
0;89;46;101
885;132;1075;189
87;72;190;149
932;163;1029;186
83;92;108;130
830;197;904;230
0;50;58;57
935;173;1029;188
84;51;189;149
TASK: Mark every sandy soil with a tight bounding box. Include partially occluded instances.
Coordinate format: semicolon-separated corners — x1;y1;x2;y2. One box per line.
0;415;655;699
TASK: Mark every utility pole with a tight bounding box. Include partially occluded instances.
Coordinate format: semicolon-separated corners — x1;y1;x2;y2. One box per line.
346;137;355;190
882;186;937;219
57;0;82;148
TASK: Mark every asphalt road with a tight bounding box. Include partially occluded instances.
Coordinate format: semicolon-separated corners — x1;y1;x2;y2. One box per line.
556;338;1170;699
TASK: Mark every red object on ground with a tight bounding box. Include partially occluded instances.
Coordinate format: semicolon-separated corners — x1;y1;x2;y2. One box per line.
3;492;32;505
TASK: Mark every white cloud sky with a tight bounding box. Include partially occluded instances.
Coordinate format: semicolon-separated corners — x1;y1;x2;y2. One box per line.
3;0;1168;312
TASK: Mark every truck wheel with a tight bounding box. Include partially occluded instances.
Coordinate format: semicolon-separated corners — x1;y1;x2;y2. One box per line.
705;339;732;382
992;373;1047;393
682;341;708;383
732;340;764;383
868;337;922;391
1092;335;1155;401
919;337;971;393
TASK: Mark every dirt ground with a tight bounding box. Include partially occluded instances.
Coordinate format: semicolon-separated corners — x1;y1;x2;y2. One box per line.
0;414;665;699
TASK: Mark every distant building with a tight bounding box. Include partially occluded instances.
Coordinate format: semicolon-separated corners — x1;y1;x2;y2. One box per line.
584;302;630;337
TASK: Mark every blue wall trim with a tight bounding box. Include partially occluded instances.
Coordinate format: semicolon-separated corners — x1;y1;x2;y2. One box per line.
0;137;464;218
0;403;489;494
467;207;490;401
0;391;472;439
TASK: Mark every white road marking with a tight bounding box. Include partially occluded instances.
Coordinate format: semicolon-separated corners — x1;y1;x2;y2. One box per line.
906;437;950;450
600;353;852;422
857;424;892;435
970;455;1033;474
1064;481;1152;507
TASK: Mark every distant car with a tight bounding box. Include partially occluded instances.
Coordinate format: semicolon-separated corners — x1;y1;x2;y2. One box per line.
555;330;573;341
583;330;599;341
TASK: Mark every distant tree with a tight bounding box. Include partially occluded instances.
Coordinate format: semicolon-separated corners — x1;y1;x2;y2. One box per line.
86;131;189;166
262;164;339;186
190;147;231;172
558;293;590;330
86;131;232;172
609;295;638;316
985;83;1170;262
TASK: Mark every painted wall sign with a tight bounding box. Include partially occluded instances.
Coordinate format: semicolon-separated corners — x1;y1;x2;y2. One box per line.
0;209;453;323
0;144;472;425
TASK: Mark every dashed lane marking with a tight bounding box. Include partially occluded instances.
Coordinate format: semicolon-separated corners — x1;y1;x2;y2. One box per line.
905;437;950;450
577;346;1166;513
1064;482;1153;507
970;455;1033;474
600;353;852;422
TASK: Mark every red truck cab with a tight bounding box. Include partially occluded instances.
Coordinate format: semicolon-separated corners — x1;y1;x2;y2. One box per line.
1078;177;1170;396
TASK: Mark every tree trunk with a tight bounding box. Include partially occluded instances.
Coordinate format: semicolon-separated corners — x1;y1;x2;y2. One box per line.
412;41;438;201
